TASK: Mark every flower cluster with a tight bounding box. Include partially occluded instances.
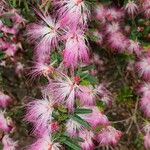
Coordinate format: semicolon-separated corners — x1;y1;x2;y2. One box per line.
0;1;25;60
0;91;18;149
24;0;127;149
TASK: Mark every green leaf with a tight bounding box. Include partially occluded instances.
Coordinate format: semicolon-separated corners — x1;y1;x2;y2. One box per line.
75;108;92;114
61;139;81;150
0;33;4;38
71;115;91;129
1;17;13;27
0;52;5;60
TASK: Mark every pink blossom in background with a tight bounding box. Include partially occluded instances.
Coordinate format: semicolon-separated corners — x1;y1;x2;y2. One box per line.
96;126;122;146
0;92;13;108
105;22;120;34
2;135;18;150
105;8;124;22
143;0;150;18
79;129;94;150
125;1;138;18
140;95;150;117
0;112;10;132
136;55;150;80
108;32;129;52
138;82;150;96
128;40;141;56
144;133;150;149
94;5;106;24
63;28;89;68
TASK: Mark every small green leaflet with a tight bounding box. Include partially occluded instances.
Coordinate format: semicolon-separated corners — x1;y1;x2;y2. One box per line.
71;114;91;129
75;108;92;114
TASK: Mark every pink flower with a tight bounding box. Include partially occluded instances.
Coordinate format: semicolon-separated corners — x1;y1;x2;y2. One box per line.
63;28;89;68
138;82;150;96
127;40;141;56
136;55;150;80
144;133;150;149
108;32;129;52
28;136;61;150
43;74;78;111
79;106;109;128
15;62;24;77
96;126;122;146
91;30;103;45
66;118;82;137
25;97;54;136
0;112;10;132
105;8;124;21
1;26;17;34
140;95;150;117
77;86;96;106
94;5;106;23
105;22;120;34
55;0;89;26
79;129;94;150
97;84;113;106
4;44;18;57
27;11;60;59
125;1;138;17
143;0;150;18
29;62;55;79
0;92;13;108
2;135;18;150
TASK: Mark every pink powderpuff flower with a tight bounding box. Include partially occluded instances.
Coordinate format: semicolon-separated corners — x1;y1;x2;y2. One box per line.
27;135;61;150
143;0;150;19
144;133;150;149
43;74;79;111
91;30;103;45
77;86;96;106
2;135;18;150
15;62;24;77
128;40;141;56
1;25;17;35
105;8;124;22
0;39;10;49
108;32;129;52
105;22;120;34
79;106;109;128
10;9;26;24
96;126;122;146
63;28;89;68
27;11;60;58
136;55;150;80
97;83;113;106
79;129;94;150
0;92;13;108
29;61;55;79
138;82;150;96
55;0;90;26
125;1;138;18
25;97;55;136
0;112;10;132
140;95;150;117
66;118;82;137
4;44;18;57
94;5;106;24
